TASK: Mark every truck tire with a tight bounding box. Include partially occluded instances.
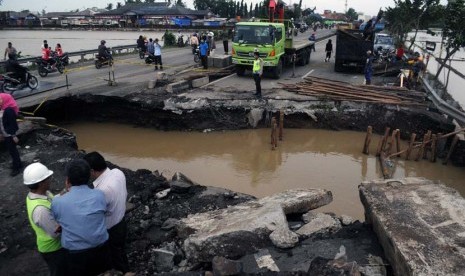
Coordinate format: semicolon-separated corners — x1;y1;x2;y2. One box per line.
271;59;282;79
297;51;306;66
306;49;311;65
236;65;245;76
334;59;344;72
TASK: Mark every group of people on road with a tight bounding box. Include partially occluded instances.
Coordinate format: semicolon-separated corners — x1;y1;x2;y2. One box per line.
138;35;163;70
24;152;130;276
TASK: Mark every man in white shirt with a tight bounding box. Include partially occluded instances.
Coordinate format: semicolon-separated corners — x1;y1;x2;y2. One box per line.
84;152;129;274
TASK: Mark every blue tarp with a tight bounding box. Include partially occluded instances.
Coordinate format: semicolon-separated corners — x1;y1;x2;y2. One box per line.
359;22;385;32
173;18;191;27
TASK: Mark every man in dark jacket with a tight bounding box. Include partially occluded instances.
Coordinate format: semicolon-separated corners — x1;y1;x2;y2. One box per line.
5;53;27;83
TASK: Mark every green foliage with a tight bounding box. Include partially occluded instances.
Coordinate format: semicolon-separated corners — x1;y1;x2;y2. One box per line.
176;0;185;7
106;3;113;10
117;2;123;9
345;8;358;21
163;31;176;47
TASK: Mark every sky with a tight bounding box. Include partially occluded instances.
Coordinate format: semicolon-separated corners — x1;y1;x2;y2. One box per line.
0;0;398;17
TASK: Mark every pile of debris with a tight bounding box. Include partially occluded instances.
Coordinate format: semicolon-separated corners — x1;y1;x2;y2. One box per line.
281;76;426;105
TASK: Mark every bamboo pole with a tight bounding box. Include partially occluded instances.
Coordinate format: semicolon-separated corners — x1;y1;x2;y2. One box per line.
376;127;391;156
415;133;428;161
279;110;284;141
443;135;459;165
395;129;401;157
385;129;398;155
430;134;437;162
422;130;432;159
363;126;373;155
405;133;417;160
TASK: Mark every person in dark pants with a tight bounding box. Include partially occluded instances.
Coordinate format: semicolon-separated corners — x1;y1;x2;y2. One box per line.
84;152;129;274
364;50;374;85
252;50;264;98
199;39;209;69
325;39;333;62
51;159;110;276
221;28;229;54
154;38;163;70
24;162;66;276
1;93;22;176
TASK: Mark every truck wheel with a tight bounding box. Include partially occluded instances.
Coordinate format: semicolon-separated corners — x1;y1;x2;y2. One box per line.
271;59;282;79
306;49;311;65
236;65;245;76
334;60;344;72
297;52;306;66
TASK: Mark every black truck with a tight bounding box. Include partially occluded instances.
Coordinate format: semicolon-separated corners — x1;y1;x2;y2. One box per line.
334;29;373;72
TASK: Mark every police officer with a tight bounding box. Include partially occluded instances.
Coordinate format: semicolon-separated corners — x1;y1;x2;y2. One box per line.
252;49;264;98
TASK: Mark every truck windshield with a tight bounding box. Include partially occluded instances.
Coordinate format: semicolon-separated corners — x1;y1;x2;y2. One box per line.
375;37;393;45
233;25;275;44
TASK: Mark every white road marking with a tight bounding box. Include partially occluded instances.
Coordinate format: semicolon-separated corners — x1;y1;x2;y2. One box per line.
200;73;236;88
302;69;314;79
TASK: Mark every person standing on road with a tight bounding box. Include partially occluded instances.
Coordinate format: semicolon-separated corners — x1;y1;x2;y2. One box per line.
51;159;110;276
0;93;22;177
199;39;209;70
364;50;374;85
190;33;199;55
147;38;155;56
221;28;229;55
252;49;264;98
84;152;129;274
4;42;17;60
24;162;66;276
308;33;316;52
153;38;163;71
325;39;333;62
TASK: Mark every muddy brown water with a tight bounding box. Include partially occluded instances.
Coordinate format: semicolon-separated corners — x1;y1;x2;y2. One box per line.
67;122;465;221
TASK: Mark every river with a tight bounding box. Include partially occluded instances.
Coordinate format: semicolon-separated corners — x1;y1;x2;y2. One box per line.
66;122;465;221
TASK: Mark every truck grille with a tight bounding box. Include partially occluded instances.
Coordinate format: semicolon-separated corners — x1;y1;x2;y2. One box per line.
236;51;268;58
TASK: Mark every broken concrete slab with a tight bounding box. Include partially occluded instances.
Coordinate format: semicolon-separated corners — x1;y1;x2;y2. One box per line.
213;55;232;68
176;189;332;262
297;212;342;238
212;256;243;276
166;80;189;93
269;226;299;249
360;177;465;276
191;76;209;88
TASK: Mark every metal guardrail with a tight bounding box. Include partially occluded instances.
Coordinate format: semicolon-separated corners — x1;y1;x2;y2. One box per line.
421;76;465;126
0;44;138;67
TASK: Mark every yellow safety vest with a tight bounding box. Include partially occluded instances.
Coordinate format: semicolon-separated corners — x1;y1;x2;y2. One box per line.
253;59;262;73
26;196;61;253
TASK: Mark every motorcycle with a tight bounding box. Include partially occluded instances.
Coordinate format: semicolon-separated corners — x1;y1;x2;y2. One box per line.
193;46;200;63
145;53;156;64
1;70;38;93
36;56;65;77
375;47;395;64
137;47;146;59
95;54;113;69
58;53;69;66
177;35;186;47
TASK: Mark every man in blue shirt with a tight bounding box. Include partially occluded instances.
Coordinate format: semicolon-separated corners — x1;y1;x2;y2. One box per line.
199;38;209;69
51;159;109;276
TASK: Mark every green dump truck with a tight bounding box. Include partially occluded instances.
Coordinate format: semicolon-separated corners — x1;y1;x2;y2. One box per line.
231;21;314;79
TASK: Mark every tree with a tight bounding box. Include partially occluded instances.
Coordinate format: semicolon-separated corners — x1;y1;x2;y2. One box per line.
249;3;253;17
106;3;114;10
194;0;216;10
117;2;123;8
435;0;465;79
345;8;358;21
176;0;185;7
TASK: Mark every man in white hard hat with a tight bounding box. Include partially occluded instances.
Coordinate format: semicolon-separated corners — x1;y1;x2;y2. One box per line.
24;162;66;276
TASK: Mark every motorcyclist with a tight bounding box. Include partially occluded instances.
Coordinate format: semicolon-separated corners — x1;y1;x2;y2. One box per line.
190;33;199;54
137;35;146;52
41;43;56;69
98;40;111;60
5;53;27;84
55;43;63;57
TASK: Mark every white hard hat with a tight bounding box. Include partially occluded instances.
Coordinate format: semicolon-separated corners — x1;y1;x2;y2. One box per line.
23;162;54;185
208;32;214;37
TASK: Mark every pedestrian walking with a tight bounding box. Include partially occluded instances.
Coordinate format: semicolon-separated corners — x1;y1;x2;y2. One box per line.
325;39;333;62
154;38;163;70
51;159;110;276
0;93;22;176
199;39;209;69
24;162;66;276
4;42;17;60
252;49;264;98
84;152;129;274
364;50;374;85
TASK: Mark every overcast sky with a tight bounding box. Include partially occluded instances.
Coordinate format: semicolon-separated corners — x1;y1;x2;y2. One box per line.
0;0;412;17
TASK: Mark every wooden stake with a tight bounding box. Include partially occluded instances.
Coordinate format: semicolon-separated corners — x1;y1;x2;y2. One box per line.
379;152;392;179
271;117;277;150
415;133;428;161
279;110;284;141
363;126;373;155
385;129;398;155
423;130;432;159
405;133;417;160
395;129;401;157
430;134;437;162
443;135;459;165
376;127;391;156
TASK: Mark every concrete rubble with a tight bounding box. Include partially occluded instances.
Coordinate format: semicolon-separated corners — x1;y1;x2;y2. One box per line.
360;177;465;276
177;189;332;262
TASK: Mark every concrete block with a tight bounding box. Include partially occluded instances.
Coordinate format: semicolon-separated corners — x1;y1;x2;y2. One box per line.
166;80;189;93
148;79;156;89
359;177;465;276
208;56;214;68
191;76;209;88
213;55;232;68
